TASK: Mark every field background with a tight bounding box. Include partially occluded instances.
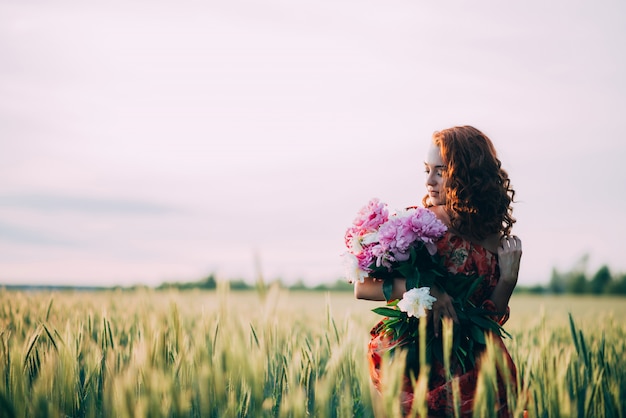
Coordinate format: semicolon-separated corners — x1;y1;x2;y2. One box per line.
0;288;624;417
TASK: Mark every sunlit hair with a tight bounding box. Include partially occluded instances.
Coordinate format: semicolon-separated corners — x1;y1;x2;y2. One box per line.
422;126;516;240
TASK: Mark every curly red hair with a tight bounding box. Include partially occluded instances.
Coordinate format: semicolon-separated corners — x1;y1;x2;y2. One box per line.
422;126;516;240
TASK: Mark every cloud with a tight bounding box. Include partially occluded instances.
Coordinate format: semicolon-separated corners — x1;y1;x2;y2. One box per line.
0;220;77;247
0;193;178;215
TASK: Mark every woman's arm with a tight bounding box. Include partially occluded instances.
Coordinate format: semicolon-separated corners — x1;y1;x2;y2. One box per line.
354;277;407;301
489;235;523;313
355;277;459;337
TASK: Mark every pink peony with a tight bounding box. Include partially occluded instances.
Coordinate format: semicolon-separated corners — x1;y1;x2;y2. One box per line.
377;217;415;254
372;207;448;268
371;243;393;269
351;198;389;235
407;208;448;243
356;245;375;271
342;199;448;282
344;226;358;249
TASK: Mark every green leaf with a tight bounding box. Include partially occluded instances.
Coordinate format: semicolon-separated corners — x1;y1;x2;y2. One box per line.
406;274;418;291
409;245;418;262
467;313;511;338
382;280;393;302
468;314;499;330
457;344;467;357
383;317;400;327
419;270;435;288
396;263;414;279
469;325;486;345
398;321;409;337
387;299;400;307
372;307;402;317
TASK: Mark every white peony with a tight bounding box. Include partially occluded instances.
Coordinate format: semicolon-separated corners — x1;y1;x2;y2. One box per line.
360;231;378;246
341;252;367;283
397;287;437;318
348;234;362;253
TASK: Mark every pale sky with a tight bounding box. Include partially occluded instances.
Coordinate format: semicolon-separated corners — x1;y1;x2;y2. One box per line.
1;0;625;287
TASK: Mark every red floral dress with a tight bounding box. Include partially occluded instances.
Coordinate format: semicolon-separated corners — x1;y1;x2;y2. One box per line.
368;231;517;417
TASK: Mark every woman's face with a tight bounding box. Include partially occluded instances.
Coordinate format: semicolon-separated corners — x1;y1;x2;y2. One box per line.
424;143;446;206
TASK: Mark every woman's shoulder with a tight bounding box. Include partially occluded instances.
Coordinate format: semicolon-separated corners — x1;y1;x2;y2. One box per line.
425;205;510;254
477;234;501;255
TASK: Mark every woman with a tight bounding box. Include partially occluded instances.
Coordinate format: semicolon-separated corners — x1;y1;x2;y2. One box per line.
355;126;522;417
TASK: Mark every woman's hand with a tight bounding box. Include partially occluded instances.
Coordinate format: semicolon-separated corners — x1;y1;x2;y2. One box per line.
489;235;522;314
429;286;459;338
497;235;522;286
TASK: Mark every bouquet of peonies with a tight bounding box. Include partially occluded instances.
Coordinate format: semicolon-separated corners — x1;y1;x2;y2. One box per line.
343;198;510;372
342;197;447;300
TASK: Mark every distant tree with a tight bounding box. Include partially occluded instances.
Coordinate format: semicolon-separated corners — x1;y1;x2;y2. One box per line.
156;274;217;291
312;279;353;292
548;268;566;294
589;265;611;294
567;272;588;294
330;279;354;291
156;281;175;290
289;280;308;290
525;284;547;294
606;273;626;295
229;279;252;290
198;274;217;289
544;255;626;296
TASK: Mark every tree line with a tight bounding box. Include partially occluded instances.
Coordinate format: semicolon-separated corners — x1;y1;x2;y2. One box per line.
5;266;625;295
158;260;626;296
156;274;355;292
519;259;626;295
157;269;626;295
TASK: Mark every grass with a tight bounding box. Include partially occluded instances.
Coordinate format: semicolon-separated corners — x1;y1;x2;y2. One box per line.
0;285;624;417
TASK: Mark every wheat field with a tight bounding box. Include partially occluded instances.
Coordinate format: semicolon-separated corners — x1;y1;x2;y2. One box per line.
0;285;624;417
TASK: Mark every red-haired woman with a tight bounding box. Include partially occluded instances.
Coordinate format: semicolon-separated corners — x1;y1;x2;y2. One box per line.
355;126;522;417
